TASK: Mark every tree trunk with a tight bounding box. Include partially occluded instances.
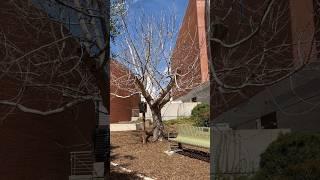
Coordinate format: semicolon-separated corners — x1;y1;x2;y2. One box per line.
150;108;164;142
141;112;148;144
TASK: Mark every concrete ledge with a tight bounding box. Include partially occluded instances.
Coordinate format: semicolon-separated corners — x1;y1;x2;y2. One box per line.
69;175;92;180
69;176;104;180
110;123;137;131
131;117;140;121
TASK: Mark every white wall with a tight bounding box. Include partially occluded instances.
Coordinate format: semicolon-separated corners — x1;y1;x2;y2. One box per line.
210;129;291;175
143;101;200;121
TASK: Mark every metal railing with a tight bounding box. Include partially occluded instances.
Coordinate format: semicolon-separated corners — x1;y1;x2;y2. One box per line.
70;151;94;176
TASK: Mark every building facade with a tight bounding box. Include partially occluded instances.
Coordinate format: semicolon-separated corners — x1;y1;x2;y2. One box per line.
110;60;140;123
0;1;97;179
208;0;320;131
171;0;210;101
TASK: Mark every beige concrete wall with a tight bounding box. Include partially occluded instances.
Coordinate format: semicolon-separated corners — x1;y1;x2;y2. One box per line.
211;129;291;175
144;102;200;121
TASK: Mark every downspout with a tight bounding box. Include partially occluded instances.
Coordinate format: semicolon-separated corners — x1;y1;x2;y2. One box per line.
205;0;218;179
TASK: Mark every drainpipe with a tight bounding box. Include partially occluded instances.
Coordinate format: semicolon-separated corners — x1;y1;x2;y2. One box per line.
93;100;109;179
204;0;218;179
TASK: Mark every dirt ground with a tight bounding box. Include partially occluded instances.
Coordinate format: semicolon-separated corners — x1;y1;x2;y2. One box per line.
110;131;210;180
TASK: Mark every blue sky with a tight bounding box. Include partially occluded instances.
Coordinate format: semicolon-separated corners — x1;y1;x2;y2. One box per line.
110;0;189;91
111;0;189;52
129;0;188;14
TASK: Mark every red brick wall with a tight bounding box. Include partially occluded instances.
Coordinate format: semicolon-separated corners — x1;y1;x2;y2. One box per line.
0;1;96;179
171;0;202;99
289;0;317;64
314;0;320;59
110;60;140;123
110;95;140;123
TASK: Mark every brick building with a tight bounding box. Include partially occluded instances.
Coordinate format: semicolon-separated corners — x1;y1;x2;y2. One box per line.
110;60;140;123
171;0;209;101
0;1;97;179
0;2;140;179
174;0;320;129
172;0;320;176
208;0;320;130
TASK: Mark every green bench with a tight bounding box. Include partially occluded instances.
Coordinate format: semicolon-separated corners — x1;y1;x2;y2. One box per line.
168;125;210;150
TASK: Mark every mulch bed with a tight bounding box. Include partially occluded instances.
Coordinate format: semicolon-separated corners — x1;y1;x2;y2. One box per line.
110;130;210;180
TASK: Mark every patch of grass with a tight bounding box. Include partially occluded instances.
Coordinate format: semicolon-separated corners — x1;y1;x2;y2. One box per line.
163;117;195;127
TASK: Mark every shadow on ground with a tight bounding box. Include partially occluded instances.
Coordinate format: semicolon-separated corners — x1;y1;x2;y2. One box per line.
110;168;143;180
110;144;143;179
176;148;210;163
111;144;136;167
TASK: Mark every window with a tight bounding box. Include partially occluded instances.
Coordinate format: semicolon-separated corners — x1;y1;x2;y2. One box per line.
259;112;278;129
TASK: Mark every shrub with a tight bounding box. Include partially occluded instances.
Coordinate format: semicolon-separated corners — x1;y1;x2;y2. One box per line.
252;132;320;179
191;103;210;127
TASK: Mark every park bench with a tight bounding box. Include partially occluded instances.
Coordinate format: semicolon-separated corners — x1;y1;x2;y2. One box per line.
168;125;210;150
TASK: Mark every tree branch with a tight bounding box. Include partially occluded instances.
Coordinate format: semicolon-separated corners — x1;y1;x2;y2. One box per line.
0;99;88;116
210;0;276;48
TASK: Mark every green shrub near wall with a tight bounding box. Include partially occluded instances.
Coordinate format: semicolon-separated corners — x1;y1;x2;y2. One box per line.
252;132;320;180
191;103;209;127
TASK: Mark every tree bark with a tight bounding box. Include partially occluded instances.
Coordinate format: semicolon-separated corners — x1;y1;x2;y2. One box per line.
150;107;164;142
141;112;148;144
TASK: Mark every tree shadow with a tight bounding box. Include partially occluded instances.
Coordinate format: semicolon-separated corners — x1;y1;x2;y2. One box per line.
110;167;143;180
110;144;136;167
110;144;141;179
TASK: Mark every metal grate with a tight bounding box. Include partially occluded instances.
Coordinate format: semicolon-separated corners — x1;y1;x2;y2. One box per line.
70;151;94;176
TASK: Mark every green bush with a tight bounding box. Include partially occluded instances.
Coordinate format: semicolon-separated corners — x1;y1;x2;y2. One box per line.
252;132;320;180
191;103;210;127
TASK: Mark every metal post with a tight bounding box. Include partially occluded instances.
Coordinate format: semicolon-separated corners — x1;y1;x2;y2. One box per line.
204;0;218;178
142;112;146;131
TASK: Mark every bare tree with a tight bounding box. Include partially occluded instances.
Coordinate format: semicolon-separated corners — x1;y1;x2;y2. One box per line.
0;0;126;117
111;8;202;141
207;0;320;117
0;0;99;119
